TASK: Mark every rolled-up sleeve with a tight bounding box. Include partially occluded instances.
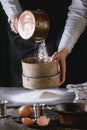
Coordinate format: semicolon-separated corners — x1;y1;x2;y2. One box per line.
0;0;22;19
58;0;87;53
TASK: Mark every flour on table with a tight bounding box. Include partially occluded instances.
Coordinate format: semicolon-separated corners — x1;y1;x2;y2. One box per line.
39;91;61;99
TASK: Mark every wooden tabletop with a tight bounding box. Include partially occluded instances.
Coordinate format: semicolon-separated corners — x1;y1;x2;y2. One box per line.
0;106;86;130
0;87;85;130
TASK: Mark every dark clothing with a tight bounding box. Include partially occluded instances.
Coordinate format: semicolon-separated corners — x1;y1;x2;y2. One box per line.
0;4;10;86
7;25;40;86
65;27;87;86
7;0;71;87
2;0;87;87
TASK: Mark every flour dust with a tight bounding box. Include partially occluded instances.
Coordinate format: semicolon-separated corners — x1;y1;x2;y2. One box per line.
36;41;51;62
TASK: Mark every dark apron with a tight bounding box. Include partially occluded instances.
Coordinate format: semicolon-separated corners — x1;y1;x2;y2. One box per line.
8;0;86;87
0;3;10;86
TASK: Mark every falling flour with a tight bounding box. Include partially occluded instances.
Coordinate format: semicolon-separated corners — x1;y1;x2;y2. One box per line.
37;41;50;62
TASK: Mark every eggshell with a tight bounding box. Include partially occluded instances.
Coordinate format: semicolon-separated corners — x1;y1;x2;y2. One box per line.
37;116;50;126
22;117;35;126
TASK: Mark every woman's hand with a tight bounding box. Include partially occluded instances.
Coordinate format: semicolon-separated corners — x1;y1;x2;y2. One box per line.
51;48;68;86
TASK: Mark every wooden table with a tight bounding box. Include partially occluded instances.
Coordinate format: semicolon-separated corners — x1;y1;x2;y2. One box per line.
0;106;86;130
0;114;86;130
0;87;86;130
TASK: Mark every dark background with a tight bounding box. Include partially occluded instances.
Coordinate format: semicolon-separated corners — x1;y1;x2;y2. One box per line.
0;0;87;87
0;3;10;86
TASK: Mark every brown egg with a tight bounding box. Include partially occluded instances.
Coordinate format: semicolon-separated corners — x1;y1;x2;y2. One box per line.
18;104;33;117
37;116;50;126
22;117;35;126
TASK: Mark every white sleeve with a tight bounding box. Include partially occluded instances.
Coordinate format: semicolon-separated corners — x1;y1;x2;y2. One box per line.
58;0;87;53
0;0;22;20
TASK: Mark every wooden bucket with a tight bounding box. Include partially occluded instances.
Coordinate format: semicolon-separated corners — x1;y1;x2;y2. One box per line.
22;57;60;89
